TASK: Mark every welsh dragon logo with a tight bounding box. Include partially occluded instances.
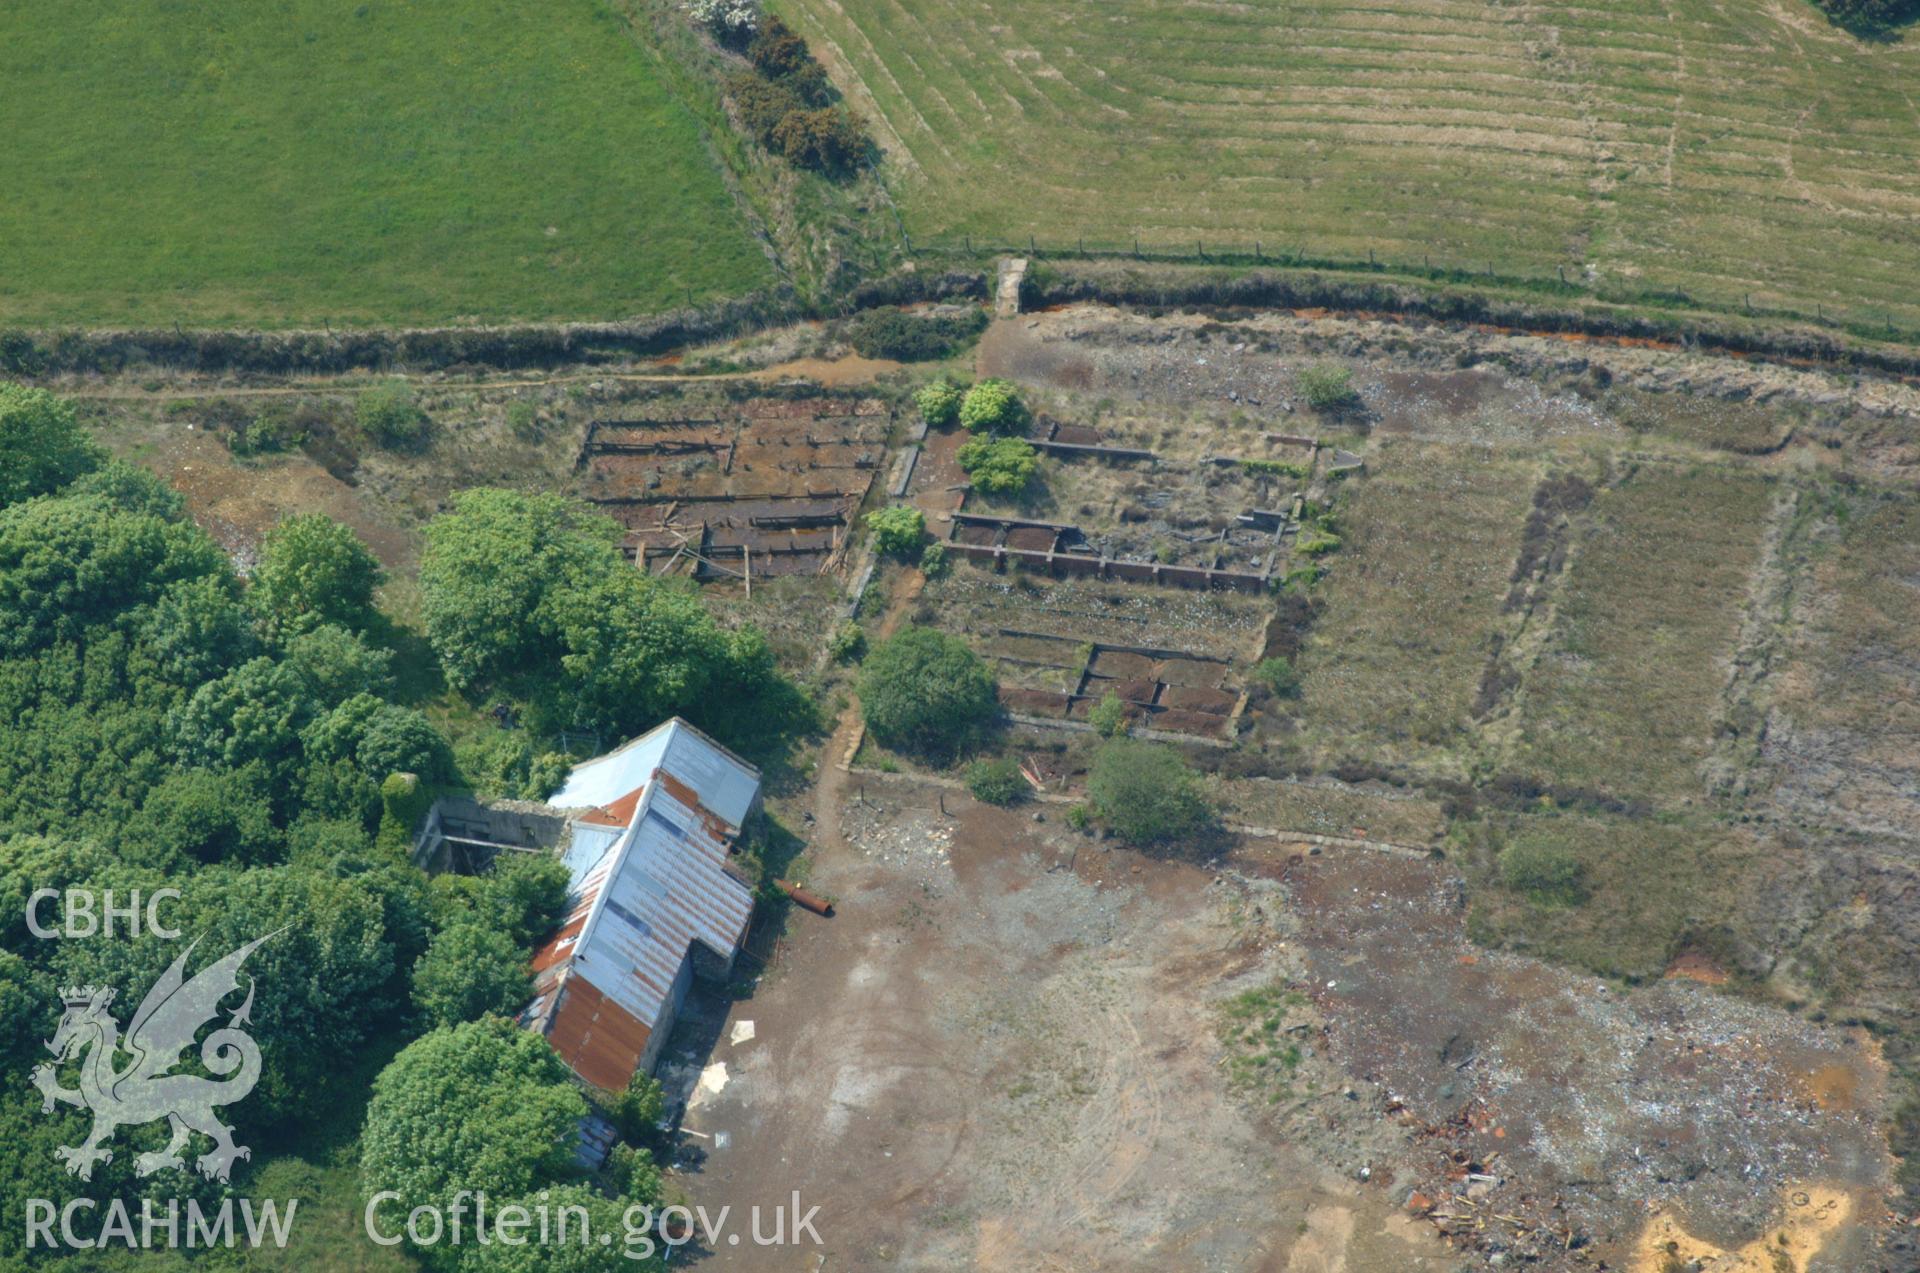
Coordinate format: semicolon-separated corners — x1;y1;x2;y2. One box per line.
31;933;276;1183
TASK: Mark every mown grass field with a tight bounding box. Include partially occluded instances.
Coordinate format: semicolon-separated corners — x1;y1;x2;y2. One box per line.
0;0;770;326
1514;465;1774;805
784;0;1920;328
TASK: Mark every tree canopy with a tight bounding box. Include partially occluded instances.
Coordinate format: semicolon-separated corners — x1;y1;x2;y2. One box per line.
0;381;102;508
250;513;385;638
858;627;998;760
361;1019;589;1269
1087;739;1212;845
411;920;532;1029
418;488;804;750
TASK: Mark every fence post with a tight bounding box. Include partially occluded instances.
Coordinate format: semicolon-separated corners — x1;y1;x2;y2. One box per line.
1197;240;1205;260
1029;233;1036;255
965;234;972;254
1255;240;1261;261
1558;265;1565;285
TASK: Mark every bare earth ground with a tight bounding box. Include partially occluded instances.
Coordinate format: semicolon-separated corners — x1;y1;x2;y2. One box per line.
660;782;1891;1271
663;792;1454;1272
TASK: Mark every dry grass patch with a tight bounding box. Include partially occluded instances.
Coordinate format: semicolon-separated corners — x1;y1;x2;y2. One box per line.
1761;490;1920;841
1513;465;1773;806
1293;443;1539;769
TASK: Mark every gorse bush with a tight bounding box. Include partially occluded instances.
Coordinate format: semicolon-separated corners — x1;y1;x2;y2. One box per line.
724;17;869;175
748;16;811;78
846;307;988;362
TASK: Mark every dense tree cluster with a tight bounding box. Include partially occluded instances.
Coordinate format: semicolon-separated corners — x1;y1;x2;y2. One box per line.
418;488;807;753
0;385;520;1266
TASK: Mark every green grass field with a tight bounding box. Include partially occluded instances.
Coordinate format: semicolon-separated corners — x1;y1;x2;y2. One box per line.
0;0;769;326
785;0;1920;328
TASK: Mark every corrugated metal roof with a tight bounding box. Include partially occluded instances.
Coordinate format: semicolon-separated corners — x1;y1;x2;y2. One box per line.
550;717;760;829
526;717;760;1090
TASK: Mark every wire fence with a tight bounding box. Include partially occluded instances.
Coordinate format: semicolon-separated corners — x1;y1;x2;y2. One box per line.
905;234;1920;351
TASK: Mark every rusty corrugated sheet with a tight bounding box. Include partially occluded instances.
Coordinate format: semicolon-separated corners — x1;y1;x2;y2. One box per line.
526;717;759;1089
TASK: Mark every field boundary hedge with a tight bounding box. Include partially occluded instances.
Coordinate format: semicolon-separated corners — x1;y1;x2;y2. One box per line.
999;256;1920;381
7;253;1920;383
0;271;987;379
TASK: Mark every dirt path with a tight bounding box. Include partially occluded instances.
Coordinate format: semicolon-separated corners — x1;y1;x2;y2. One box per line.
52;352;898;402
808;567;925;852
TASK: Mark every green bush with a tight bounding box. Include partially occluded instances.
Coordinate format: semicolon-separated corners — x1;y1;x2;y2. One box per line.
846;308;988;362
866;505;926;557
1296;528;1342;556
858;627;999;760
1296;363;1357;411
1240;458;1310;480
828;621;866;663
1253;656;1300;698
230;405;308;456
358;382;429;449
966;757;1028;805
612;1072;667;1144
1087;739;1212;845
959;378;1029;435
1498;839;1588;906
505;401;540;441
916;378;966;428
919;541;950;579
1088;692;1128;738
957;435;1038;496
